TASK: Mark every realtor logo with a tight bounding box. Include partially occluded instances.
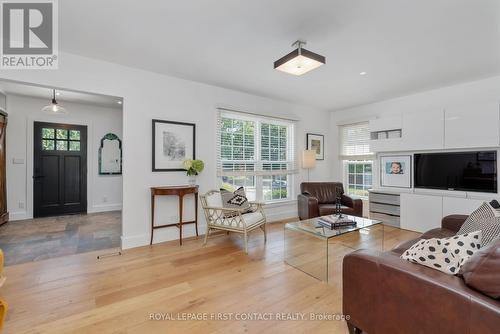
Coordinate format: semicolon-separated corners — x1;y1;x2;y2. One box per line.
0;0;58;69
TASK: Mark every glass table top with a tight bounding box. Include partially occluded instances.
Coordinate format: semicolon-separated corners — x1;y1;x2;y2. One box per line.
285;214;382;240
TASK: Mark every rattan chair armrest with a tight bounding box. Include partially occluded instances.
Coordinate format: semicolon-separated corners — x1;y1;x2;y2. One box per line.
203;206;246;214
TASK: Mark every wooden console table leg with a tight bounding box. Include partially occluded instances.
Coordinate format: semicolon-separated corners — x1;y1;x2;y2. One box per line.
195;192;199;237
150;194;155;245
179;194;184;245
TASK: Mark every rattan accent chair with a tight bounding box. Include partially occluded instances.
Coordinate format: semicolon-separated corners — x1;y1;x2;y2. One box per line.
200;190;267;253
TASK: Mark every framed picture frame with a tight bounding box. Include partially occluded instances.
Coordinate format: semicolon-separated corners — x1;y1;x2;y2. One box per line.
306;133;324;160
152;119;195;172
380;155;412;188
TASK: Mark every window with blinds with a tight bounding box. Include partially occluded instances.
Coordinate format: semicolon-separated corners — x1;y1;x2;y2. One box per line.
339;122;372;160
217;109;297;202
339;121;373;198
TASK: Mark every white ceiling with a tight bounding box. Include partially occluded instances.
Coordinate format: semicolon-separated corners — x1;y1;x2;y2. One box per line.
60;0;500;111
0;80;123;109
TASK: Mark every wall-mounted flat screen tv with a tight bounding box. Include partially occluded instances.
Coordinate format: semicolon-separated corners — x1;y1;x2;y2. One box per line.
414;151;497;193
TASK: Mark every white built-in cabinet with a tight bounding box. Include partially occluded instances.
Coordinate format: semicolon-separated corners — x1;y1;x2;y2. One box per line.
369;101;500;152
400;193;443;232
402;109;444;150
400;193;495;232
369;114;403;152
444;102;500;149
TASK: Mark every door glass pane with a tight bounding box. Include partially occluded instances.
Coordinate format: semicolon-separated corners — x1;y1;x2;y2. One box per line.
69;130;80;140
56;140;68;151
69;141;80;151
42;128;54;139
42;139;54;150
56;129;68;139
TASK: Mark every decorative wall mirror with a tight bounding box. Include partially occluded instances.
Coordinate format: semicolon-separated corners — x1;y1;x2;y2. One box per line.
99;133;122;175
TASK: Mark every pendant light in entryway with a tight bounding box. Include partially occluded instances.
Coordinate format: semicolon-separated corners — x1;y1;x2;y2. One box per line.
42;89;67;114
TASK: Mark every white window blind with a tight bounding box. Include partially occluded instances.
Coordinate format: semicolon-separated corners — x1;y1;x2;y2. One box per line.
216;109;297;202
339;122;373;160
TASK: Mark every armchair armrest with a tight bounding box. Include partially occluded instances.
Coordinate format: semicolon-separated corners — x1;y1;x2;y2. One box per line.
248;201;266;215
202;206;246;214
341;194;363;216
441;215;468;232
297;193;319;220
248;201;265;207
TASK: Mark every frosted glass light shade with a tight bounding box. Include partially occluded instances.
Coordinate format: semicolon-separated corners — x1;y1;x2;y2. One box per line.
274;48;325;76
302;150;316;169
42;102;66;114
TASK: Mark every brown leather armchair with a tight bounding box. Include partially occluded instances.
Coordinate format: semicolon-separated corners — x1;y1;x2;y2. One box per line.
343;215;500;334
297;182;363;220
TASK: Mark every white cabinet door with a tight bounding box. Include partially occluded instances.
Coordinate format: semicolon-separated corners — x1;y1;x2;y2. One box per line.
369;114;402;132
402;110;444;150
369;138;403;152
442;196;484;217
400;193;443;232
369;114;403;152
444;102;500;149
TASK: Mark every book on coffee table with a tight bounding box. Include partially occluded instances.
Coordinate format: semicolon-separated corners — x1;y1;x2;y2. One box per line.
317;215;357;229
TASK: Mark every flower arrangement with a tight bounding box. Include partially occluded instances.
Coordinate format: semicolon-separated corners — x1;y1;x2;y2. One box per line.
183;159;204;176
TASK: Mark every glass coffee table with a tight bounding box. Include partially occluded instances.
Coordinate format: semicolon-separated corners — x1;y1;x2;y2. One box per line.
284;215;383;282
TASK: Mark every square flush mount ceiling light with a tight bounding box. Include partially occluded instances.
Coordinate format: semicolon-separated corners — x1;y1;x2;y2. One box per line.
274;40;325;76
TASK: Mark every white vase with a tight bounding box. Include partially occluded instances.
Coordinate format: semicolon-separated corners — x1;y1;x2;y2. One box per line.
188;175;197;186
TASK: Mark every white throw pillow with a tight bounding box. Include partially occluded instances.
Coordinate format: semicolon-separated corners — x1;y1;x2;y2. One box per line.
401;231;482;275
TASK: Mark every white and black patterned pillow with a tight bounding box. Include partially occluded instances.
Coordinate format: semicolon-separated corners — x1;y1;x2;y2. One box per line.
220;187;252;217
401;231;482;275
458;202;500;246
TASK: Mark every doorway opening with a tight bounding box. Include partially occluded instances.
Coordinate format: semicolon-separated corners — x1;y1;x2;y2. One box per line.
0;79;124;265
34;122;88;217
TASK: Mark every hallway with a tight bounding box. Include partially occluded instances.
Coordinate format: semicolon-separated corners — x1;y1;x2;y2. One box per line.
0;211;121;266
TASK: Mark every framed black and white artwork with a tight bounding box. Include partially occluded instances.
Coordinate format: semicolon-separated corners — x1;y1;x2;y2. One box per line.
380;155;412;188
306;133;324;160
152;119;195;171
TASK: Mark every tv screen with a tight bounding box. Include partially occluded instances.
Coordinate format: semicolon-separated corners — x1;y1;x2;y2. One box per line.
414;151;497;193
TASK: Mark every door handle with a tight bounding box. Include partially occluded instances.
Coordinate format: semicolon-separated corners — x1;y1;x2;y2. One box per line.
33;175;44;179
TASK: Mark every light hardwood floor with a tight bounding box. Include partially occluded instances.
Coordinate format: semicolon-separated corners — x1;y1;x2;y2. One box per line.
2;221;419;334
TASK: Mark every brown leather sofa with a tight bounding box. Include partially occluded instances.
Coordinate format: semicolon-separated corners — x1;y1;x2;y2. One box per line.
297;182;362;220
343;215;500;334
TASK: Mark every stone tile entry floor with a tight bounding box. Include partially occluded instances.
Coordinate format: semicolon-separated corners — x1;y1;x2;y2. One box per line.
0;211;121;266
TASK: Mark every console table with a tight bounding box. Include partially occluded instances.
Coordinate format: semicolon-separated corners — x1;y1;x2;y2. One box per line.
150;185;199;245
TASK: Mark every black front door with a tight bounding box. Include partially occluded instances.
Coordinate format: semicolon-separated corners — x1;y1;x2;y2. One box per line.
34;122;87;217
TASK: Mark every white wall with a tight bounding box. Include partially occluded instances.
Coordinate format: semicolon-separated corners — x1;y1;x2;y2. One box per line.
330;76;500;182
6;94;123;220
0;52;332;248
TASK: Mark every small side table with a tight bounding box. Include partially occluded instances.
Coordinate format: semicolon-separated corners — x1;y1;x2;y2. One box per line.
150;185;199;246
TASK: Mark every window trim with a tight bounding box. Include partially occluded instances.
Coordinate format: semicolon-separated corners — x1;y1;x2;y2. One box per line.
343;160;373;199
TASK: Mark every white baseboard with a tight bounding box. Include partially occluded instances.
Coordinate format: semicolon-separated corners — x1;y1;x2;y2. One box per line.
121;206;297;250
88;203;122;213
121;223;205;249
8;211;29;221
121;233;150;249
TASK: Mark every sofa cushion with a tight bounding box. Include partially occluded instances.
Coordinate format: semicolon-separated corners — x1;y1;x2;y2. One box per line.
459;236;500;299
391;238;422;256
318;204;356;217
217;211;264;229
318;204;336;216
401;231;482;275
458;202;500;246
421;227;457;240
